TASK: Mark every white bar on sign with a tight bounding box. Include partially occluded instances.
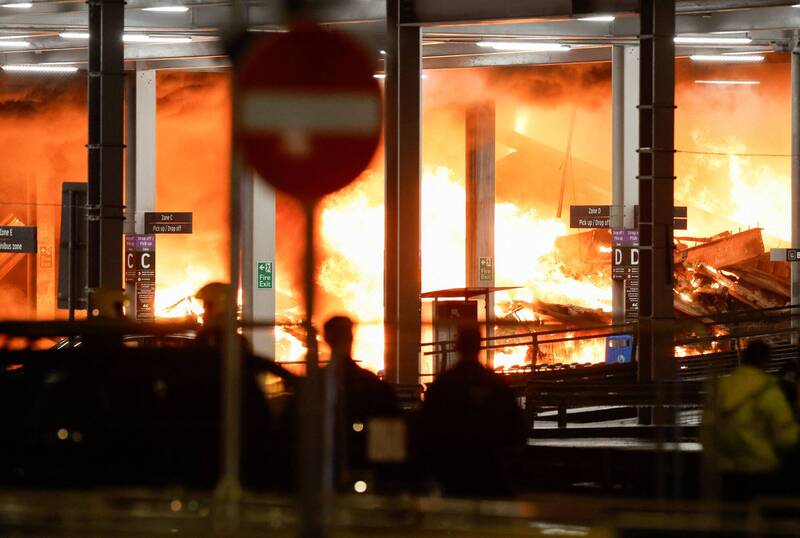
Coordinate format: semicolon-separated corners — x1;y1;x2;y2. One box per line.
771;248;788;262
240;92;380;134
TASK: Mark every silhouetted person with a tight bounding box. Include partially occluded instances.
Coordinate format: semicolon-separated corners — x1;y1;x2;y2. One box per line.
702;340;799;500
195;282;295;490
323;316;400;490
418;323;527;498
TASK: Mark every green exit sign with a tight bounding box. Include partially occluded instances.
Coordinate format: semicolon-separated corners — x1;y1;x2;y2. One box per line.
257;261;273;289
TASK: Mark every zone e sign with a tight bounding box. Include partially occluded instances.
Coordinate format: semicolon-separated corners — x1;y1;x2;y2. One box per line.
237;23;382;201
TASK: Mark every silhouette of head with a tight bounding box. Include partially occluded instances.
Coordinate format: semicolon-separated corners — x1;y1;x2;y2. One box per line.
197;282;230;325
742;340;771;370
456;323;482;362
324;316;354;359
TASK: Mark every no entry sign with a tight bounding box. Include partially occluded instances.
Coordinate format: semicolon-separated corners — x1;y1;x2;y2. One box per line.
237;23;382;200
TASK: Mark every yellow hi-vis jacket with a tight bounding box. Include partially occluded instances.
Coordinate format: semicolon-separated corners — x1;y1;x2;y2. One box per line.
703;365;799;474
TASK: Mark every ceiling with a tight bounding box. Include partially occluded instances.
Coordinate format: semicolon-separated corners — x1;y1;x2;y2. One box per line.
0;0;796;70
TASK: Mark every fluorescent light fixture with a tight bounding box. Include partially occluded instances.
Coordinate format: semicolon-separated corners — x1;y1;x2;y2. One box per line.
1;3;32;8
690;54;764;63
577;15;615;22
374;73;429;80
695;80;760;85
142;5;189;12
145;36;191;43
0;40;29;47
123;34;191;43
675;36;752;45
3;64;79;73
123;34;151;43
477;41;570;52
60;32;90;39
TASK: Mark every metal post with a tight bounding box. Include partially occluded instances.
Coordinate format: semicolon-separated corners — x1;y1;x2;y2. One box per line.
87;0;125;292
792;39;800;327
612;45;625;325
465;101;496;365
384;0;399;384
638;0;676;383
385;0;421;386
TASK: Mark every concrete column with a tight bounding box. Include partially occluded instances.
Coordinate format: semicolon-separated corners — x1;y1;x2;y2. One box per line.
124;70;156;236
465;101;495;364
624;46;640;229
792;41;800;316
124;70;157;319
385;0;422;386
241;170;276;357
612;46;625;325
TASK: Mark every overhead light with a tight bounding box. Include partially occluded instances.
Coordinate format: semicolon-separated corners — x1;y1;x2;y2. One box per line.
1;3;33;8
123;34;191;44
3;64;79;73
675;36;752;45
690;54;764;63
374;73;429;80
379;49;386;55
695;80;760;85
60;32;90;39
477;41;570;52
142;5;189;12
0;40;30;48
123;34;151;43
577;15;615;22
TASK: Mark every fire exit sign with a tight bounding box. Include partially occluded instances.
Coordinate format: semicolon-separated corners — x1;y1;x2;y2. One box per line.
257;261;273;289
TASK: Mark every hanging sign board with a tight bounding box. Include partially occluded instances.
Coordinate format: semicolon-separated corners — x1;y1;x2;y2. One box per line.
144;212;192;234
0;226;37;253
569;205;610;229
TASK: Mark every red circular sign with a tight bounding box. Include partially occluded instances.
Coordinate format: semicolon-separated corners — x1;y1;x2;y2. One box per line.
237;23;382;201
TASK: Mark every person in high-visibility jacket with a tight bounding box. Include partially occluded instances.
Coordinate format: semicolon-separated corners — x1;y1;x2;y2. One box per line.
702;340;799;499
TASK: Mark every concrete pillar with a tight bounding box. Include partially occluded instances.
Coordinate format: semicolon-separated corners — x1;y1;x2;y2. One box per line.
465;101;495;364
624;46;641;229
792;40;800;316
385;0;422;386
241;171;276;357
125;70;156;236
124;70;157;319
612;46;625;325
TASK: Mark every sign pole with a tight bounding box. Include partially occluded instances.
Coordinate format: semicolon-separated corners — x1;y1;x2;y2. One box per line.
299;201;328;538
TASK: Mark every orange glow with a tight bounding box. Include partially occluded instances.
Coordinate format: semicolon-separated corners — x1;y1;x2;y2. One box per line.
0;56;792;374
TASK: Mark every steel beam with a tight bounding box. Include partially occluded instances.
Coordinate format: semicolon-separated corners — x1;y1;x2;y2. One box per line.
637;0;676;382
422;45;612;69
87;0;125;292
385;0;421;385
